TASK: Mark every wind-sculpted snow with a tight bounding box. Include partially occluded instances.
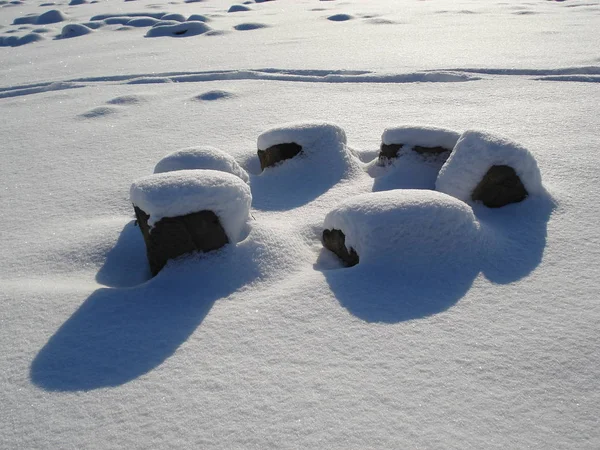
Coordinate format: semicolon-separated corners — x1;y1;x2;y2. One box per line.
0;69;481;99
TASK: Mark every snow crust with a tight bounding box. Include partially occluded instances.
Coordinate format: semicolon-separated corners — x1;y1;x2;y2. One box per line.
154;146;249;183
323;189;479;264
130;170;251;241
382;125;461;149
436;130;544;204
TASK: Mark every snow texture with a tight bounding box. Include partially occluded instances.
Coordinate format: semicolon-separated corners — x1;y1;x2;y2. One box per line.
58;23;93;39
323;189;479;264
436;130;544;204
382;125;461;149
154;146;250;183
1;0;599;448
130;169;251;241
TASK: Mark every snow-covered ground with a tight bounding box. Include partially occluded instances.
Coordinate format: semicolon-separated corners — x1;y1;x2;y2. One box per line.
2;0;600;448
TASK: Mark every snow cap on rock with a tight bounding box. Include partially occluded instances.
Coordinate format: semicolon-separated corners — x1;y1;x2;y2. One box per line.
154;146;249;183
130;169;252;242
435;130;543;204
382;125;461;149
323;189;479;265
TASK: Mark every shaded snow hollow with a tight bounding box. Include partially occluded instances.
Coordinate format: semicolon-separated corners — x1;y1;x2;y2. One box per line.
130;170;251;242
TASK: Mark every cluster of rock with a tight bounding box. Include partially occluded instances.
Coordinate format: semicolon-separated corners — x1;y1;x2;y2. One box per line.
129;123;544;274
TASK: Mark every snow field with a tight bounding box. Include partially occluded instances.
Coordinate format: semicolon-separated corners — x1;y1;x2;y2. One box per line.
130;169;252;242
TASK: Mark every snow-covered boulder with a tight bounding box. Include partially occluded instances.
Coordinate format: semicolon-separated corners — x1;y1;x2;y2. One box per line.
257;122;351;171
436;130;543;207
130;170;252;275
252;122;361;210
154;146;249;183
379;125;460;162
323;189;479;266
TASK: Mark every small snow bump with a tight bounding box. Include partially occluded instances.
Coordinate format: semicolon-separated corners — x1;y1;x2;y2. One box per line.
195;90;235;101
327;13;353;21
234;22;268;30
228;4;251;12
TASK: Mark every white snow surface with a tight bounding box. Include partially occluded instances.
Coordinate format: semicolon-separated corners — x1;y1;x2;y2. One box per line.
382;125;461;149
436;130;544;204
130;169;251;241
323;189;479;264
2;0;600;448
154;145;250;183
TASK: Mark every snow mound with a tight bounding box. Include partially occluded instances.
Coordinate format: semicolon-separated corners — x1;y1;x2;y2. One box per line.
58;24;93;39
328;14;354;22
161;13;186;22
154;146;249;183
234;22;268;31
145;21;211;37
382;125;461;149
323;189;479;265
187;14;210;22
126;17;161;27
36;9;67;24
228;4;251;12
0;33;43;47
130;170;252;242
252;122;361;210
436;130;543;204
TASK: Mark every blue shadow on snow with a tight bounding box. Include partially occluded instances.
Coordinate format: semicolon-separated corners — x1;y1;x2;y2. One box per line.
30;222;261;391
322;194;555;323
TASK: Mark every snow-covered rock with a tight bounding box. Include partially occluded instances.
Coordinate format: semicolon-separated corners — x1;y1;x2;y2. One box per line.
130;169;252;242
154;146;249;183
257;121;351;169
436;130;543;205
323;189;480;265
382;125;461;150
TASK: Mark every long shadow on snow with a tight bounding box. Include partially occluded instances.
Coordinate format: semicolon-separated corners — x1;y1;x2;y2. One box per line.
30;224;262;391
322;194;555;323
95;221;150;288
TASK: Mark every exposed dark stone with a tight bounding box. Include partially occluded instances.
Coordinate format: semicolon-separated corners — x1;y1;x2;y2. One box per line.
413;145;449;155
471;165;528;208
379;143;450;164
258;142;302;170
379;143;403;161
134;206;229;276
322;228;359;267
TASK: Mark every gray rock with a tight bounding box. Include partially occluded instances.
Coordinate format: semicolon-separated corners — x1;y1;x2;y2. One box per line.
471;165;528;208
257;142;302;171
322;228;359;267
379;142;450;163
134;206;229;276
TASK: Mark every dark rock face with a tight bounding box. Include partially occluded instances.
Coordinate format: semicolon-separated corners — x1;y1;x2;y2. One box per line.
322;228;359;267
379;143;403;161
258;142;302;170
134;206;229;276
471;165;528;208
379;143;450;163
